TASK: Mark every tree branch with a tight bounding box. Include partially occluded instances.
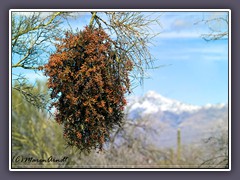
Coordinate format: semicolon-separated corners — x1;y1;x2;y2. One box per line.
89;12;97;28
12;12;63;41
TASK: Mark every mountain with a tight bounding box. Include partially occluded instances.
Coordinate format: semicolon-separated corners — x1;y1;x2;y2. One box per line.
125;91;228;147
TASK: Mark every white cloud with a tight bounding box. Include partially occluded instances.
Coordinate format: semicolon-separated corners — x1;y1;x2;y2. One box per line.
208;12;228;18
173;19;188;28
12;11;87;19
156;11;229;39
12;12;54;18
158;31;200;38
202;55;227;61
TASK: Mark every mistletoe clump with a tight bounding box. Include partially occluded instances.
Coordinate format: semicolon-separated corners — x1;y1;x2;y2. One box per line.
44;26;133;153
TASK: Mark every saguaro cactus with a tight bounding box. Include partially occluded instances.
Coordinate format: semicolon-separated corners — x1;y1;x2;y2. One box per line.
177;128;181;162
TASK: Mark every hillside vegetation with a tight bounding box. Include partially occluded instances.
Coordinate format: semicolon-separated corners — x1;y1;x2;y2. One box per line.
11;81;228;169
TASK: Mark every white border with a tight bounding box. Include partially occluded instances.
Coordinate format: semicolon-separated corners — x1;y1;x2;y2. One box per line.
228;9;231;172
9;9;231;171
9;9;12;172
10;9;231;12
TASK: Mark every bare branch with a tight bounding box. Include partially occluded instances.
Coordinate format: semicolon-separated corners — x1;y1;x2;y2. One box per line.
91;12;162;87
12;12;64;41
12;75;50;111
195;13;228;41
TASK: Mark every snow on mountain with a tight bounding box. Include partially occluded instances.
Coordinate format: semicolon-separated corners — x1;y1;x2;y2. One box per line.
125;91;228;147
202;103;226;110
127;90;201;116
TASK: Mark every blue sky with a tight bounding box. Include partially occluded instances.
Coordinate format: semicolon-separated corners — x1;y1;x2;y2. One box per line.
12;11;229;106
131;12;229;105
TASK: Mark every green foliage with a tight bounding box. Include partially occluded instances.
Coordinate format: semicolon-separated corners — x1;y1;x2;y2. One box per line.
12;80;77;168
